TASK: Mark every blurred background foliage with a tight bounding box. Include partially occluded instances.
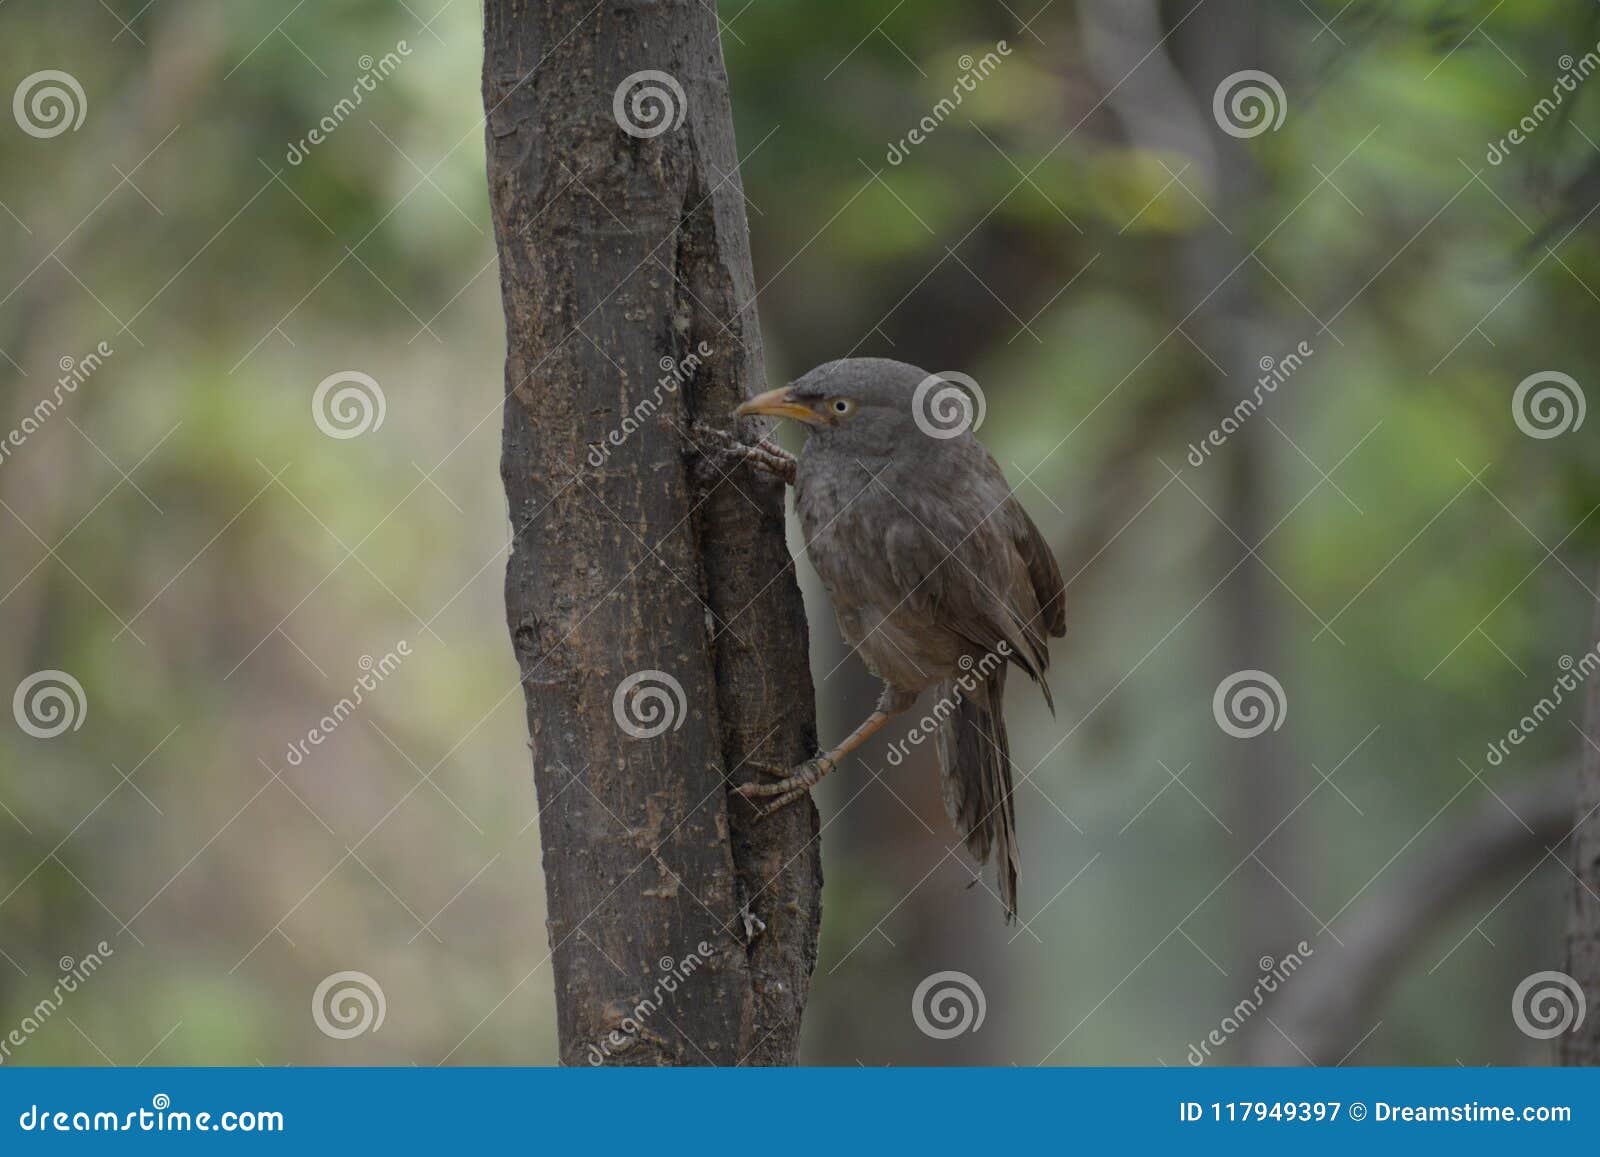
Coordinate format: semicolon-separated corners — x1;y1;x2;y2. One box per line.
1;0;1597;1065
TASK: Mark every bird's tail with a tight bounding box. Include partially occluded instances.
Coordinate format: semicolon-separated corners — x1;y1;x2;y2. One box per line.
936;665;1019;922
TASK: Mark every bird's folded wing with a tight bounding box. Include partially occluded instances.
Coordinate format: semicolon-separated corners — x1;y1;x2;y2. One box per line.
880;491;1059;697
1010;496;1066;639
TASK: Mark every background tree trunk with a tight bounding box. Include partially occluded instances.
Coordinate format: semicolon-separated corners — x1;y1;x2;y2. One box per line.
1081;0;1300;985
1561;566;1600;1066
1173;0;1302;990
482;0;823;1066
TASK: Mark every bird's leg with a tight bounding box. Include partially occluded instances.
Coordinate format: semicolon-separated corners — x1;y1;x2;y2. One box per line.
690;422;797;485
736;684;916;817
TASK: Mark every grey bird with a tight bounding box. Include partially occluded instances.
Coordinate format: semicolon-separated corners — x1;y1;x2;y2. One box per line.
719;358;1066;920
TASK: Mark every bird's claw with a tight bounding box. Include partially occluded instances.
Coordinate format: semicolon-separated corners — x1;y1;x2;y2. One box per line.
735;756;833;819
754;792;809;820
735;757;830;797
690;423;796;485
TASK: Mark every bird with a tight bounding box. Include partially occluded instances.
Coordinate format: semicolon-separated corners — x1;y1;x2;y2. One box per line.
715;357;1066;921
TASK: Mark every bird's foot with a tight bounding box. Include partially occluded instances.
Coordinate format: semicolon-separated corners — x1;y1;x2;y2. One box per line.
690;423;796;485
734;755;834;818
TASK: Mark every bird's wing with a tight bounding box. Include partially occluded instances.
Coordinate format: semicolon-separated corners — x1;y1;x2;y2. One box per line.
878;443;1063;702
1009;495;1066;639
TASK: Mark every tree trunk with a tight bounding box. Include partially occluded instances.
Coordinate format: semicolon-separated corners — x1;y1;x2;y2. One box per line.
1561;566;1600;1065
482;0;823;1066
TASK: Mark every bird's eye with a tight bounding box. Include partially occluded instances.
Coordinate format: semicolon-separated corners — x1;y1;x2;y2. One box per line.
830;398;854;416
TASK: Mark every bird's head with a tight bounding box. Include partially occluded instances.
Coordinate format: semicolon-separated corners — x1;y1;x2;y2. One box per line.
735;358;978;453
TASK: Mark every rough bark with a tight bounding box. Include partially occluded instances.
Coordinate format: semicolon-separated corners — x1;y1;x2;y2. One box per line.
1251;770;1574;1065
482;0;822;1066
1561;569;1600;1065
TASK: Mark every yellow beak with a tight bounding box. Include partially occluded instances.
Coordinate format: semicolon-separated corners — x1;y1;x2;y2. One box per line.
735;385;823;425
